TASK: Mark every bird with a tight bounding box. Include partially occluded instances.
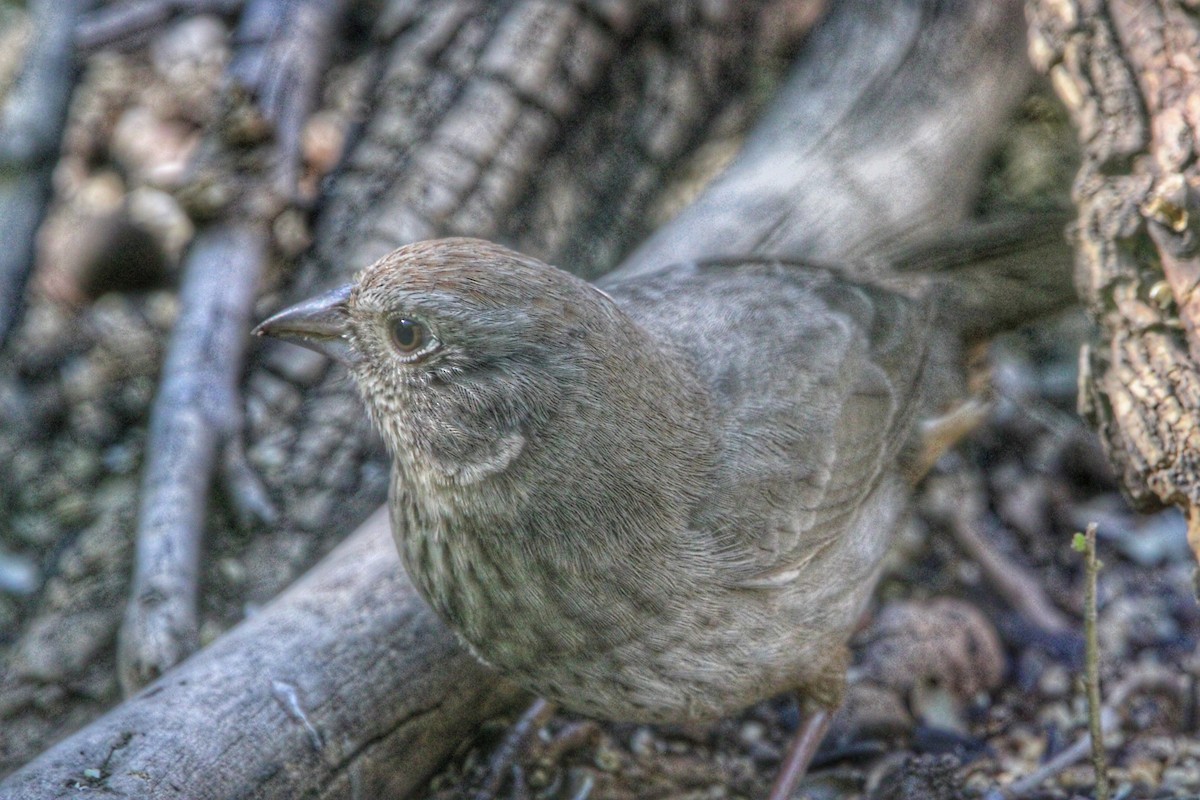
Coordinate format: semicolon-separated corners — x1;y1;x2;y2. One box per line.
254;237;952;799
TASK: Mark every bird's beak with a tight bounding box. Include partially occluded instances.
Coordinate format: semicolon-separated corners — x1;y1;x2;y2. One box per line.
252;283;358;366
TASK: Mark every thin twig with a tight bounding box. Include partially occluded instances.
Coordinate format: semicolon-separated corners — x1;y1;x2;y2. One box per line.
984;667;1184;800
227;0;348;201
984;522;1136;800
1080;522;1110;800
0;0;89;348
984;708;1117;800
75;0;245;53
474;698;558;800
942;477;1072;634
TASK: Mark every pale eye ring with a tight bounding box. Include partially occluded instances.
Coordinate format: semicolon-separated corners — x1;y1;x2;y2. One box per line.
389;317;434;358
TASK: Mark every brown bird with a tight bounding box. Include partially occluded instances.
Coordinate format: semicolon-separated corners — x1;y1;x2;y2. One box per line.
254;238;958;798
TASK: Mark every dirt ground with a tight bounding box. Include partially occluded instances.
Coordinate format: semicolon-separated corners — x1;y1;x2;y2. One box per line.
1;8;1197;800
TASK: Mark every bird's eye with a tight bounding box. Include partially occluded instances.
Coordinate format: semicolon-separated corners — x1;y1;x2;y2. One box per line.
389;318;428;356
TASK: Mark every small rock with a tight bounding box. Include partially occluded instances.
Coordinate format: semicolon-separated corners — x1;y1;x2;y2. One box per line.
857;598;1006;699
110;107;196;186
1038;663;1071;699
0;551;39;595
592;741;621;772
128;187;193;260
217;557;247;586
738;721;765;746
261;342;330;386
867;754;961;800
629;727;656;758
303;111;347;178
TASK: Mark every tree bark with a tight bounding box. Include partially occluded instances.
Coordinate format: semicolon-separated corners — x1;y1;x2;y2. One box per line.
1026;0;1200;563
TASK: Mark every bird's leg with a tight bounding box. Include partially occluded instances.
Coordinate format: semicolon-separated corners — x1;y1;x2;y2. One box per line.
474;697;557;800
907;397;990;482
766;705;834;800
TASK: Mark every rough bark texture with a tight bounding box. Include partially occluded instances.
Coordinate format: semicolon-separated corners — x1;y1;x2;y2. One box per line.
0;0;1049;796
1026;0;1200;562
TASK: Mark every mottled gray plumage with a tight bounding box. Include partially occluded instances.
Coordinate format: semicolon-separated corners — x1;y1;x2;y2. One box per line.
257;238;934;724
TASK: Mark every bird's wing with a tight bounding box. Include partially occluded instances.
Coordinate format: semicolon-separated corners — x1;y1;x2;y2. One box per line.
601;260;933;585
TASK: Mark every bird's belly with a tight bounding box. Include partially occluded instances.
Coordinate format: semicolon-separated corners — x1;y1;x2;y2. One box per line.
396;521;843;724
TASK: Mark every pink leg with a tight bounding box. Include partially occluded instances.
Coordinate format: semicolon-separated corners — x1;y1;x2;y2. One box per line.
766;706;834;800
474;697;557;800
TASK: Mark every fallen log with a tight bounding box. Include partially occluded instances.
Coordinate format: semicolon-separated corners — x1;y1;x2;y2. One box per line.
3;509;527;799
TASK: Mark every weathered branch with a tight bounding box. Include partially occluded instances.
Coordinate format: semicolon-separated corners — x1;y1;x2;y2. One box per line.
119;224;268;693
1027;0;1200;563
6;509;528;799
0;0;88;348
76;0;245;53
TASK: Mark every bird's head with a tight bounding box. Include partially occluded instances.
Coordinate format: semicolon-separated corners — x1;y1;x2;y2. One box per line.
254;238;633;485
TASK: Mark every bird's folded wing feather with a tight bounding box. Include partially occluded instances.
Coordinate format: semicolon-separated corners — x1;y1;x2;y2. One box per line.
603;261;933;585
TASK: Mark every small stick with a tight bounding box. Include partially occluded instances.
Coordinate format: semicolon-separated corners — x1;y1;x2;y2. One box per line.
0;0;88;348
474;698;557;800
984;708;1117;800
986;522;1121;800
118;224;267;694
226;0;348;202
75;0;245;53
117;0;350;693
946;491;1072;634
1078;522;1110;800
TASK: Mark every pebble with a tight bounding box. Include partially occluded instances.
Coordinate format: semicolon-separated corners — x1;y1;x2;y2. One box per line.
629;727;657;758
261;342;330;386
218;557;247;585
1107;509;1191;567
10;513;57;546
592;742;621;772
102;441;139;475
738;721;765;746
0;550;39;595
1162;763;1200;790
303;111;347;178
150;15;228;83
128;187;193;259
1038;663;1071;698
